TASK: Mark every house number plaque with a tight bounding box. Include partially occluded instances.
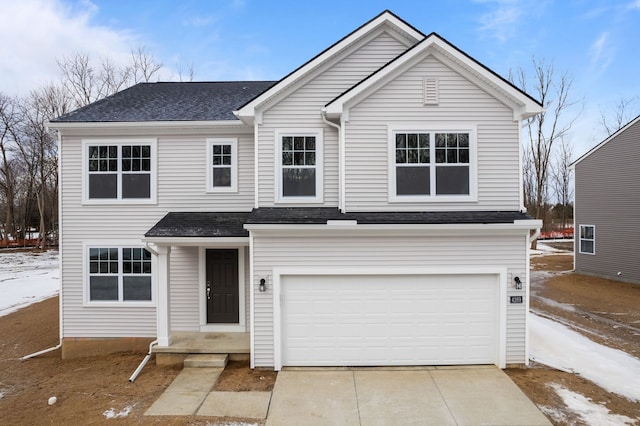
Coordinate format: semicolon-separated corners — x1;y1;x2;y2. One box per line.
510;296;523;304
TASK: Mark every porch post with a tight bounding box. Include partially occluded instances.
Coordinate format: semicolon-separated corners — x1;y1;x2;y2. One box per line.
156;245;172;347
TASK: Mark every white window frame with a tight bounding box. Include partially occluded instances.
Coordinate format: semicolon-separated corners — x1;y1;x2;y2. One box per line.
275;129;324;203
388;125;477;203
82;139;157;205
83;241;156;306
206;138;238;193
579;224;596;255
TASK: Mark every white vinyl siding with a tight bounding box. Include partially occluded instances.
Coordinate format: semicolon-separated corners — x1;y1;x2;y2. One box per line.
60;130;255;337
345;55;521;211
257;31;411;207
251;233;528;368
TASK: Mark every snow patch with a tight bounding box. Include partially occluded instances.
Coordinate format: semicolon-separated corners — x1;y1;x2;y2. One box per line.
103;405;133;419
531;313;640;401
550;383;637;426
0;250;59;317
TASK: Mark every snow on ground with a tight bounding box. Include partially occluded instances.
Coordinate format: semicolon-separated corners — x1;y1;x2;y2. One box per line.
531;239;573;256
530;313;640;402
103;405;133;419
544;383;638;426
0;250;59;317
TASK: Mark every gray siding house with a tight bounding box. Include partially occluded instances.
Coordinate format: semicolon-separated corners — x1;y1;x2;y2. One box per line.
50;11;543;370
572;114;640;284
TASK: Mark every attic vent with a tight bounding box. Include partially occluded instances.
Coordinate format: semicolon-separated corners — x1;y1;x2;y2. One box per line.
423;77;439;105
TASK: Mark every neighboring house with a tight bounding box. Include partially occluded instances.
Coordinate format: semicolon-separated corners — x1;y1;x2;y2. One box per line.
571;114;640;284
49;10;543;370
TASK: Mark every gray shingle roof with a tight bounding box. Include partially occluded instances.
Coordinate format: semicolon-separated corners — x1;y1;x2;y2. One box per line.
145;212;250;238
144;209;533;239
246;208;533;224
52;81;276;122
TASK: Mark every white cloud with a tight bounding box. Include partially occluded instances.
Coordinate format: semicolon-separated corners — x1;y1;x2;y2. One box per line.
0;0;138;96
475;0;525;42
590;32;614;73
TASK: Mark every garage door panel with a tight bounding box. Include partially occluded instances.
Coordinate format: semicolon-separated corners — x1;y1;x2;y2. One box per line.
281;274;498;366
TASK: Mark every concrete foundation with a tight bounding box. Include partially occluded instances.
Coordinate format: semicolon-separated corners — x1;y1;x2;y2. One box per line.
61;337;154;359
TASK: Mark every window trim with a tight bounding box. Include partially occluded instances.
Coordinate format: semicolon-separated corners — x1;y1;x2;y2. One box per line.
206;138;238;193
274;129;324;203
388;125;477;203
578;224;596;255
83;241;156;307
82;139;157;205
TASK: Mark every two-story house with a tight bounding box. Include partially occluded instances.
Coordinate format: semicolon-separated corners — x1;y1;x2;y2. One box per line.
50;10;542;370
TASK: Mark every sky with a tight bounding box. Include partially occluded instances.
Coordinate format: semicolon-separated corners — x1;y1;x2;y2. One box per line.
1;0;639;156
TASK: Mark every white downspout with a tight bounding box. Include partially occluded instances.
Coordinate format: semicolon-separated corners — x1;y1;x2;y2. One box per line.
129;339;158;382
528;227;541;244
321;110;344;212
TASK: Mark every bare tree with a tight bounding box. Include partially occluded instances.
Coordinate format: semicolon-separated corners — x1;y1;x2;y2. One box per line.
551;137;573;229
511;57;579;240
600;96;639;136
58;48;164;108
0;93;21;241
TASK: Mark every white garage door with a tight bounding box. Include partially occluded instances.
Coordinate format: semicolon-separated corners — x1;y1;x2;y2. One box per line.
280;274;499;367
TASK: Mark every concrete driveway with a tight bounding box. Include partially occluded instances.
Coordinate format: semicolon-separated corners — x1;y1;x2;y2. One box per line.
266;366;551;426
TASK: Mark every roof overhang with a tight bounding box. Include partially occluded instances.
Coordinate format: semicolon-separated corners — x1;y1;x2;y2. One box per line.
234;10;424;126
142;236;249;247
324;33;543;122
47;119;253;136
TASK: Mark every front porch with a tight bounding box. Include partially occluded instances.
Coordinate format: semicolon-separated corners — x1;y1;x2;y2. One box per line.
154;331;250;367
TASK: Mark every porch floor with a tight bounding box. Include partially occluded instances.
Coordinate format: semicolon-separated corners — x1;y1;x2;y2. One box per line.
153;331;250;354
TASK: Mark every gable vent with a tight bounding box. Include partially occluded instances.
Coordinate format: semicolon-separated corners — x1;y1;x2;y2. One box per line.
423;77;439;105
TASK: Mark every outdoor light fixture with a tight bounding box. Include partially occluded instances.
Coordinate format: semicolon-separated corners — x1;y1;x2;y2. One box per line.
259;278;267;292
514;276;522;290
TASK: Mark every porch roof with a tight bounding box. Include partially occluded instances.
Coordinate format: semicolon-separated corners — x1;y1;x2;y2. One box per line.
145;212;250;238
245;207;533;224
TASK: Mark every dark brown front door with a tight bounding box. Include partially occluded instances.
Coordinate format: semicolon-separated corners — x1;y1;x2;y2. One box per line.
206;249;239;324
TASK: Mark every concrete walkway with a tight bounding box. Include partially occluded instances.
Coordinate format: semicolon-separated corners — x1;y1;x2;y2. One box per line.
145;365;551;425
266;367;552;426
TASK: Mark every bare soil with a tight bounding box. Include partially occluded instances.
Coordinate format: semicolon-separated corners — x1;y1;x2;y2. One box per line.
1;249;638;425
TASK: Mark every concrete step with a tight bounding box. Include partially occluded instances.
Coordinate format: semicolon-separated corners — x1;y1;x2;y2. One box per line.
184;353;228;368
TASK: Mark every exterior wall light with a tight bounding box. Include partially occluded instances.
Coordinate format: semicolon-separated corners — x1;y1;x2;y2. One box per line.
259;278;267;292
514;276;522;290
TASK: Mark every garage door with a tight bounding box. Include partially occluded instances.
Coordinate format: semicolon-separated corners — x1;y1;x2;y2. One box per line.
280;274;499;367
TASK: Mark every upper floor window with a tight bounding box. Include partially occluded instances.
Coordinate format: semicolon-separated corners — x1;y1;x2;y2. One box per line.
389;128;476;202
84;139;157;204
87;246;153;304
579;225;595;254
207;138;238;192
276;130;323;203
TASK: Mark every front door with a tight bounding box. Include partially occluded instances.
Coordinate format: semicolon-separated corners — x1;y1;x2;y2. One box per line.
206;249;239;324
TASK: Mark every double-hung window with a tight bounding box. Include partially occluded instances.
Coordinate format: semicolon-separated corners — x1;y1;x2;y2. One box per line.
207;138;238;192
390;129;475;201
276;130;323;202
579;225;595;254
87;246;153;304
84;139;156;203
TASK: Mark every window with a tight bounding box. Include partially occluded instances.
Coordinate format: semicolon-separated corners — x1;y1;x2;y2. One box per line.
84;139;156;203
276;130;323;202
207;138;238;192
390;129;475;201
88;246;153;303
579;225;595;254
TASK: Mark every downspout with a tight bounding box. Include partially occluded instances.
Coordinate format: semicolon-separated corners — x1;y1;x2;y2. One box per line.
321;110;344;212
529;227;541;245
129;339;158;382
22;343;62;360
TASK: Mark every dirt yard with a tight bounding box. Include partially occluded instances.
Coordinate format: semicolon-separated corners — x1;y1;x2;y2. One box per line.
0;248;638;425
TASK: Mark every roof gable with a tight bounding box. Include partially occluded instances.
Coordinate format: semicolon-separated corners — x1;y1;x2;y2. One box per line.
324;33;543;121
234;10;424;125
571;113;640;168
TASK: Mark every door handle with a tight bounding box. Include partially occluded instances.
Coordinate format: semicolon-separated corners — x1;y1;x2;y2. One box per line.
206;281;211;300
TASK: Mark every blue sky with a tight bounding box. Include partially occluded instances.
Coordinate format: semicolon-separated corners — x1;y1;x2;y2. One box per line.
1;0;639;154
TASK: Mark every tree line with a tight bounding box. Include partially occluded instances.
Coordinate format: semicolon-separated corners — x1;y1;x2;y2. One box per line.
0;48;172;247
